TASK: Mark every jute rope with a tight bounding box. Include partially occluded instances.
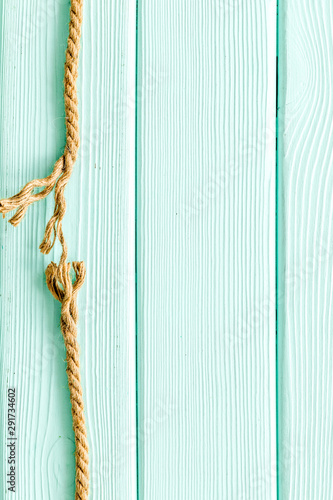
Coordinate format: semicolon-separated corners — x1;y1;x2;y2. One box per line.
0;1;89;498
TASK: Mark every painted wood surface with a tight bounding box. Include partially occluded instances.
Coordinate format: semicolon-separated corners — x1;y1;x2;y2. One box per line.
278;1;333;498
0;0;136;498
136;0;277;498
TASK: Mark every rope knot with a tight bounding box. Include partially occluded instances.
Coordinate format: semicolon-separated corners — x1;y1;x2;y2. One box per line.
45;261;86;304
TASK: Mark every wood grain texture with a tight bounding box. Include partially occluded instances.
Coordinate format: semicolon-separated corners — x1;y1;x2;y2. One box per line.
136;0;277;498
0;0;136;498
278;2;333;498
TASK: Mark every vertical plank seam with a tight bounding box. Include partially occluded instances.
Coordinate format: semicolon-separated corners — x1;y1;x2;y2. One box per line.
135;0;141;498
276;0;280;497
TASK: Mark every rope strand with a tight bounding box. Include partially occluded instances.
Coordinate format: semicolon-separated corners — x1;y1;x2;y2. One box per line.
0;0;89;498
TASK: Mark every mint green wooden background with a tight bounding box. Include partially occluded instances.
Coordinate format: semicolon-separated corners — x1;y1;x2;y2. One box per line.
277;0;333;498
136;0;276;498
0;0;330;498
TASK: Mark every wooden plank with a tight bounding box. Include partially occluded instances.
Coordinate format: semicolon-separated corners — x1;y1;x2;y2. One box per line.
0;0;136;497
278;1;333;497
136;0;277;498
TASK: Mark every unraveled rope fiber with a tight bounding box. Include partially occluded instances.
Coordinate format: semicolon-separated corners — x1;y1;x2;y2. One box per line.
0;1;89;498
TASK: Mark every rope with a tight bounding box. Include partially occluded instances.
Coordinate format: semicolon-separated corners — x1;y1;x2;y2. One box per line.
0;0;89;498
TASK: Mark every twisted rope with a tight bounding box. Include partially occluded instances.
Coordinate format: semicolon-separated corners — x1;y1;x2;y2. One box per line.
0;0;89;498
